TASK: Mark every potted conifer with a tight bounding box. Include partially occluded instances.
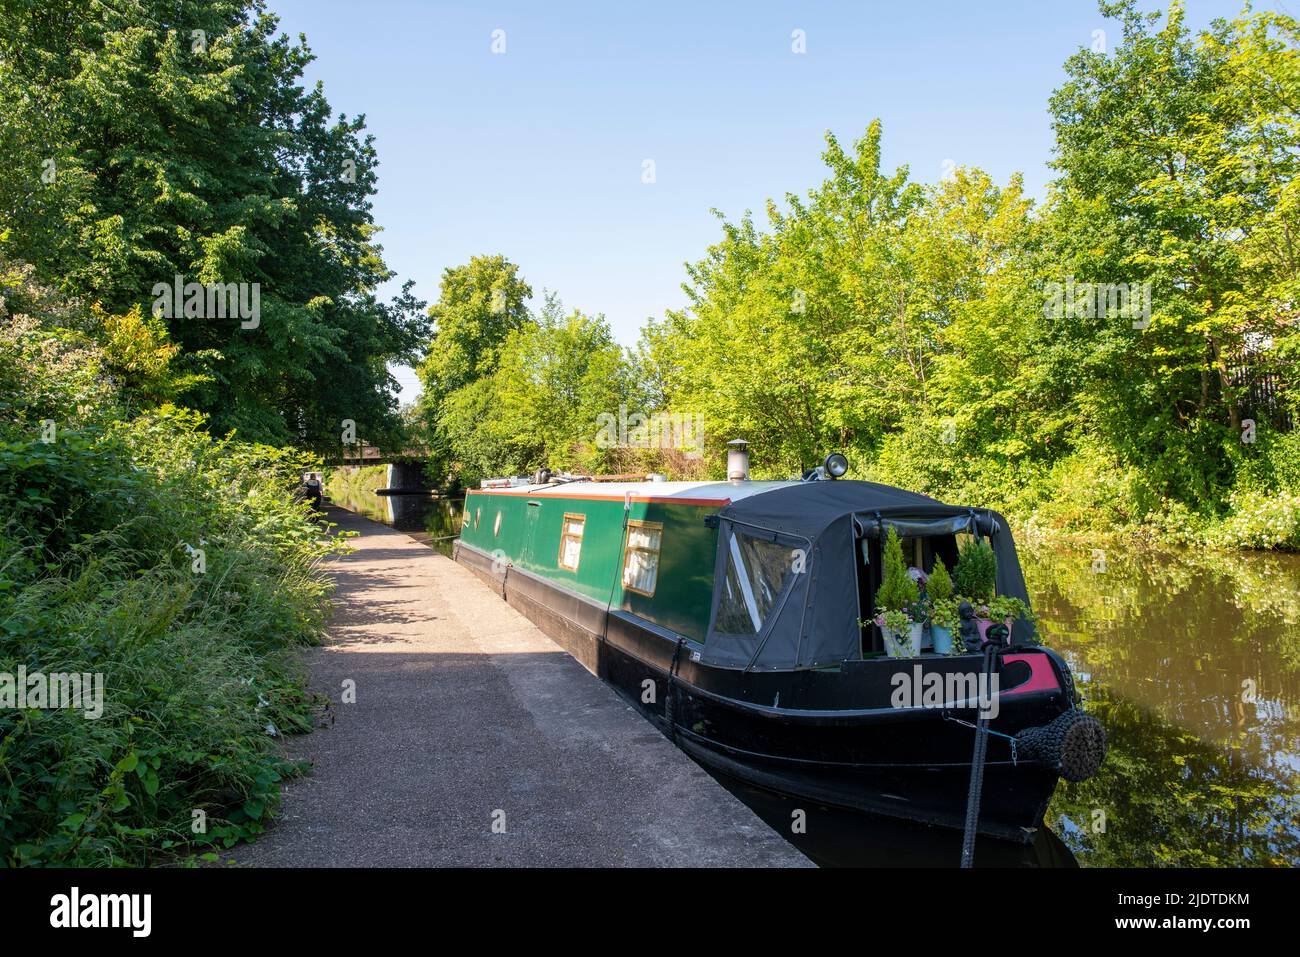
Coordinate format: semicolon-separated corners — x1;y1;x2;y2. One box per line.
926;557;957;654
874;527;922;657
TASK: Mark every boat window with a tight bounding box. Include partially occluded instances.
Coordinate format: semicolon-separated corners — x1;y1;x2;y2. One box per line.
715;532;797;635
558;513;585;571
475;506;481;529
493;511;502;536
621;521;663;596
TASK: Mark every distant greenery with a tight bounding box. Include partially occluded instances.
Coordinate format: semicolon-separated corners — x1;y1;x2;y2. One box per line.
415;270;683;485
0;256;345;865
325;464;387;502
416;1;1299;550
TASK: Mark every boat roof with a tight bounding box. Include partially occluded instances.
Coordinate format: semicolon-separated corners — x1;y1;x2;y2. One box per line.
470;479;795;506
721;479;950;539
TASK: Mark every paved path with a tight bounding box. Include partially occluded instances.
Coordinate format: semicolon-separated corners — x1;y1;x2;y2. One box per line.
235;507;810;867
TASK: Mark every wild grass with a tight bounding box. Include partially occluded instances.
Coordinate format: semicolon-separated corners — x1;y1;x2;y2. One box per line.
0;411;347;865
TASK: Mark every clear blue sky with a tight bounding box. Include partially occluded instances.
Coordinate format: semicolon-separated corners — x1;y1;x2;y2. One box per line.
266;0;1252;401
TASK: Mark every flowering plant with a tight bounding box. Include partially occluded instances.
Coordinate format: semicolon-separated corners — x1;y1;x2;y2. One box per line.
875;609;913;634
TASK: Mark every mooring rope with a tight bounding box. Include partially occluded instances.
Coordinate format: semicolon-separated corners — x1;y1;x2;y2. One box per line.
959;642;999;869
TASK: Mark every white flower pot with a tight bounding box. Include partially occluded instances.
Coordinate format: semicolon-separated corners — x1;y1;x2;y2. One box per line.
881;623;922;658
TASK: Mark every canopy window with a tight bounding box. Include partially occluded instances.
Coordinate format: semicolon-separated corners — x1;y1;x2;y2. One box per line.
715;532;799;636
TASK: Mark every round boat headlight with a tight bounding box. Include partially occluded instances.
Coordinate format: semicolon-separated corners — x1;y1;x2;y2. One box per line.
824;452;849;478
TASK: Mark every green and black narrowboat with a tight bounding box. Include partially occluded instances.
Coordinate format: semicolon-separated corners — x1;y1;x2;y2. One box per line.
453;453;1103;843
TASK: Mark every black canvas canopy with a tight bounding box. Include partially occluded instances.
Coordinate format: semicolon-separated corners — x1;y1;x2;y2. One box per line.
701;480;1036;672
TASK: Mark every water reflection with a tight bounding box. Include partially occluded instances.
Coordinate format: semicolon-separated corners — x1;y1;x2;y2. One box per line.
327;487;463;557
323;486;1300;866
1023;540;1300;866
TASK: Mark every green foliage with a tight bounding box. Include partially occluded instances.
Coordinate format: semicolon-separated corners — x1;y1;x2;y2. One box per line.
953;539;998;602
0;0;429;448
97;306;212;410
929;597;960;633
874;528;919;612
987;594;1034;626
615;1;1299;550
879;608;913;634
422;282;641;484
1202;489;1300;550
1038;0;1300;508
0;282;344;866
418;255;534;399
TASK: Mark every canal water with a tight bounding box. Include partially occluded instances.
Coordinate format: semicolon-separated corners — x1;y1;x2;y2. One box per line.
328;488;1300;867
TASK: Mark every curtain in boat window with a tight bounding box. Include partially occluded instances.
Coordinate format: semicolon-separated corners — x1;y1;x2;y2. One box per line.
622;522;662;595
715;532;797;635
559;513;585;571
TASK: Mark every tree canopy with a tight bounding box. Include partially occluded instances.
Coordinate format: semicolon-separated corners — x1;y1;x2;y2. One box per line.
416;3;1300;546
0;0;428;448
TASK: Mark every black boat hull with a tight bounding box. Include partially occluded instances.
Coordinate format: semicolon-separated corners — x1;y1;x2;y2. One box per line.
456;541;1073;844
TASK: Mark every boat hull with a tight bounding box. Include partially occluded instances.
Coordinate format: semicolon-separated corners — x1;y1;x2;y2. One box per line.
455;540;1072;844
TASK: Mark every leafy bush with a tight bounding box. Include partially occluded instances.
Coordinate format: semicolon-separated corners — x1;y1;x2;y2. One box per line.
1203;489;1300;550
953;538;998;602
0;278;345;865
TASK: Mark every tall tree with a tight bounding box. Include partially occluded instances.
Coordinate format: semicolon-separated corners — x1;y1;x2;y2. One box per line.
436;292;630;481
414;254;532;479
1045;0;1300;502
0;0;428;448
416;255;533;399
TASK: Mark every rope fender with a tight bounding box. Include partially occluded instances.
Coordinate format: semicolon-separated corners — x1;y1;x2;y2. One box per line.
1014;709;1107;782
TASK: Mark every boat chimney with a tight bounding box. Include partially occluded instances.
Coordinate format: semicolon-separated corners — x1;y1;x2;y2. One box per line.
726;439;750;483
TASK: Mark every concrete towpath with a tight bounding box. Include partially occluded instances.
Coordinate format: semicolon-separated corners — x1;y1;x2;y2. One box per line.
235;507;811;867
